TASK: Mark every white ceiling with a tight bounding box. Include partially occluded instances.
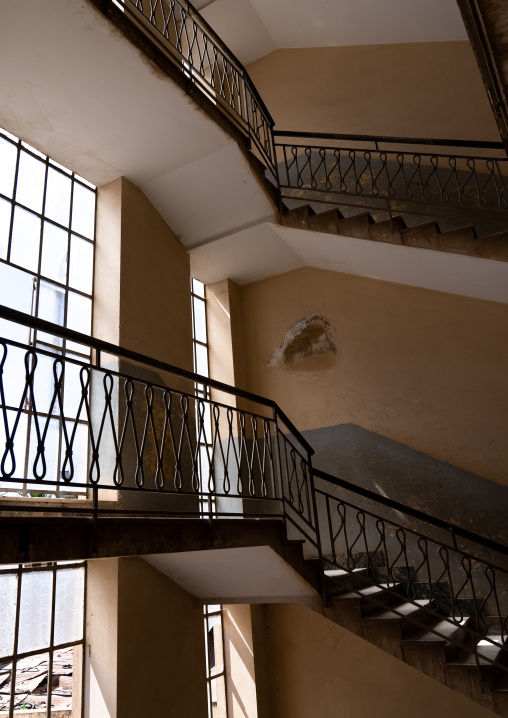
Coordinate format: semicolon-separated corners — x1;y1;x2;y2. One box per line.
143;546;319;604
0;1;276;246
201;0;468;64
190;223;508;304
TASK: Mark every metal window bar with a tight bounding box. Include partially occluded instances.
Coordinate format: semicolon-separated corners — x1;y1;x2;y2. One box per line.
0;561;86;717
191;278;215;517
203;604;228;718
0;127;97;499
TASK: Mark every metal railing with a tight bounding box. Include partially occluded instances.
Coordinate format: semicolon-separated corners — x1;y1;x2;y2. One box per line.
114;0;278;182
1;306;508;676
101;0;508;232
314;467;508;675
0;306;318;554
274;130;508;225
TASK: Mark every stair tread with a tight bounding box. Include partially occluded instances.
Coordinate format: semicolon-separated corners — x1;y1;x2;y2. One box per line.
403;618;468;644
447;636;505;667
364;599;429;621
439;224;477;238
339;583;400;600
324;568;366;579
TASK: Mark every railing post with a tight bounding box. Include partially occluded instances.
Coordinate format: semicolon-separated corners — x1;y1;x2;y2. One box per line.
271;406;285;528
308;455;323;565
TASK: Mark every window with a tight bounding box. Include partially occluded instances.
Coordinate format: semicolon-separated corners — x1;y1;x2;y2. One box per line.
191;278;215;516
0;561;86;716
203;604;228;718
0;127;96;499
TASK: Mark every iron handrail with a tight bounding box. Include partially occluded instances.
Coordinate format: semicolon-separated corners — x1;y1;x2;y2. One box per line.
183;0;274;127
313;467;508;558
0;304;313;456
273;130;506;151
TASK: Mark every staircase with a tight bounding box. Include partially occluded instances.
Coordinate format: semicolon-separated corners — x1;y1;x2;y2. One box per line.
321;560;508;716
309;468;508;717
282;204;508;262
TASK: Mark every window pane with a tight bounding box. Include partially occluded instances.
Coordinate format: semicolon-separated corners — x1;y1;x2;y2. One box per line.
41;221;68;284
0;136;17;199
16;150;46;213
64;421;88;488
54;568;84;645
26;416;60;490
71;183;95;239
0;263;34;344
1;345;29;410
192;278;205;298
0;196;12;260
32;352;60;417
0;410;28;487
193;297;207;343
10;206;41;272
18;571;53;654
195;342;209;377
63;358;85;419
37;280;65;348
45;167;71;226
67;292;91;335
0;572;17;658
69;235;93;295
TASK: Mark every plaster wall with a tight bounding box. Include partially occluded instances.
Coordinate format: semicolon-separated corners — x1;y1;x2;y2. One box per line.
117;557;208;718
235;267;508;489
261;603;494;718
94;176;195;507
95;176;193;369
246;42;499;140
85;558;119;718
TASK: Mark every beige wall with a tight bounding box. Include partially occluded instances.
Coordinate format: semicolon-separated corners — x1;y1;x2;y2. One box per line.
85;557;208;718
85;558;119;718
95;177;193;371
117;557;208;718
260;603;493;718
246;42;499;140
234;267;508;486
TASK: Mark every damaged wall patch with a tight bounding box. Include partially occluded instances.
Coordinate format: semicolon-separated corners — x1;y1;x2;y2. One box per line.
269;315;338;370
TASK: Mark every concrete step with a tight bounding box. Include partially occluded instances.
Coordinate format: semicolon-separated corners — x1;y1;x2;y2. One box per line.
282;203;508;262
364;599;430;623
479;229;508;261
336;212;374;239
400;220;440;248
447;636;507;669
367;215;407;244
324;567;370;594
282;204;315;229
338;582;402;616
404;617;469;646
308;207;344;233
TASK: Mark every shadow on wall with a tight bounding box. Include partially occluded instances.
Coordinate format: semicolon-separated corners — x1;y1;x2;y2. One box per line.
303;422;508;545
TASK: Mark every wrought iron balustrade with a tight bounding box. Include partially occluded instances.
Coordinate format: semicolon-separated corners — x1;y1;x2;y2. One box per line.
1;305;508;676
0;305;318;553
109;0;277;181
274;130;508;226
314;467;508;675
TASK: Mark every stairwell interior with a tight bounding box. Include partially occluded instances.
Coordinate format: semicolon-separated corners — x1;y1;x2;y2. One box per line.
0;1;508;717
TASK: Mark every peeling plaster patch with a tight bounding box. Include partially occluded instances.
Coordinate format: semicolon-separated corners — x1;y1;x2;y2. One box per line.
270;315;338;371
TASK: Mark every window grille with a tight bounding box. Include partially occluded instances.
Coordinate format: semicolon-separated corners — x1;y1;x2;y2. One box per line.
0;561;86;716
